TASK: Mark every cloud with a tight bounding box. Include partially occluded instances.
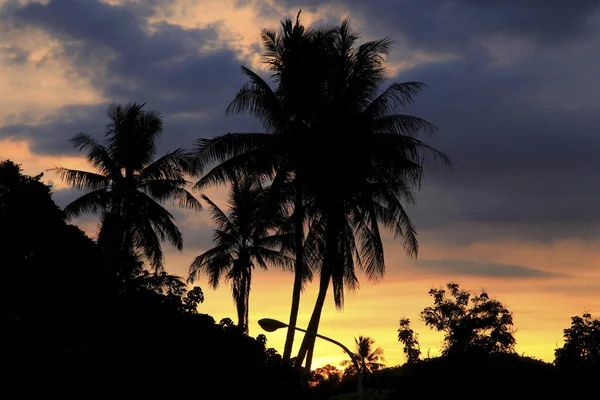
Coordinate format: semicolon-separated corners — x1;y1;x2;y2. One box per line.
2;0;600;247
414;258;560;278
1;0;262;154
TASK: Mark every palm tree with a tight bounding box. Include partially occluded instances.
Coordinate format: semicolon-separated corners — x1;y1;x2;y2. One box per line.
341;336;385;377
53;102;201;283
187;176;292;333
189;12;326;360
189;16;451;368
293;21;451;370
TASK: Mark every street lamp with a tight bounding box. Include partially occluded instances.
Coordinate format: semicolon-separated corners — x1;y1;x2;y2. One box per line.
258;318;364;400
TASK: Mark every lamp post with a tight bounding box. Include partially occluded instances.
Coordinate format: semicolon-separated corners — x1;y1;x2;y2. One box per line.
258;318;364;400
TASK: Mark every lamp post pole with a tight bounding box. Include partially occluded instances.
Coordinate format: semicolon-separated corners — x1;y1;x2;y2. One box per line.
258;318;364;400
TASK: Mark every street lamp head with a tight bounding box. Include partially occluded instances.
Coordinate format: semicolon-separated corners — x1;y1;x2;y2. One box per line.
258;318;288;332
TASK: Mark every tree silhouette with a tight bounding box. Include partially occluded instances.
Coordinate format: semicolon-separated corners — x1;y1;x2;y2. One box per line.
397;318;421;364
421;282;516;357
187;176;292;333
188;12;321;361
189;14;450;367
555;312;600;369
294;20;451;370
341;336;386;378
53;102;201;282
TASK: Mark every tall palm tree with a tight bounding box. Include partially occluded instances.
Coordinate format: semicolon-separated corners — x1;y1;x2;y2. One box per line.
187;176;292;333
53;102;201;283
189;16;451;369
189;12;327;360
293;21;451;370
340;336;385;377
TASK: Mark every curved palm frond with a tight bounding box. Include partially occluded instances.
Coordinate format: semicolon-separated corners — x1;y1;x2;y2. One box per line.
134;191;183;251
201;194;238;236
364;82;428;117
352;201;385;281
188;244;236;285
140;180;201;210
63;188;111;218
69;133;121;179
226;66;288;132
140;148;190;181
132;220;164;272
50;167;111;191
191;133;274;180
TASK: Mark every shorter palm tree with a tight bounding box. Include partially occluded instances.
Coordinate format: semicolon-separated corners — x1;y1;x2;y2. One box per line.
187;176;292;334
341;336;386;377
53;102;201;282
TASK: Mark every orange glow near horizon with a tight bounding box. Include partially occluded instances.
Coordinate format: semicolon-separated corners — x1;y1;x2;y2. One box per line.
162;235;600;370
2;137;600;369
1;0;599;372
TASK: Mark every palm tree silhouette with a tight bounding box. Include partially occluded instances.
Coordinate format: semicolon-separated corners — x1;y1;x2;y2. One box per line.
341;336;385;377
53;102;201;282
294;20;451;370
187;176;292;333
189;15;450;368
189;13;324;359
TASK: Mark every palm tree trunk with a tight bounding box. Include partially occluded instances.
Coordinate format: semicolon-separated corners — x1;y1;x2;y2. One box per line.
296;210;338;370
235;283;246;333
283;189;304;361
295;269;330;369
244;271;251;334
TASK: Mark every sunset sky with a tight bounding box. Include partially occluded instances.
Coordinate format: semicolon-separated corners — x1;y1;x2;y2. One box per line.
1;0;599;369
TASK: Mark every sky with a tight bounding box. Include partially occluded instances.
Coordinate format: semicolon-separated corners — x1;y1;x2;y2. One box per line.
1;0;600;369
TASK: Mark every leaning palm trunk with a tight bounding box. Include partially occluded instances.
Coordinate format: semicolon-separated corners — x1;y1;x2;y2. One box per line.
283;190;305;361
295;268;331;369
295;210;340;370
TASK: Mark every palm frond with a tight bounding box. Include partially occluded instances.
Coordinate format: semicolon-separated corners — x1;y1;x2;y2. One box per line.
133;191;184;251
191;133;274;179
252;247;294;271
131;220;165;272
69;133;121;179
226;66;287;132
63;188;110;218
188;244;235;285
140;180;202;210
353;202;385;281
365;82;428;118
50;167;111;190
201;194;238;237
140;148;190;181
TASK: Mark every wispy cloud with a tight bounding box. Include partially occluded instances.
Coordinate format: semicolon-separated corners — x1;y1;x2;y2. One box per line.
414;258;563;278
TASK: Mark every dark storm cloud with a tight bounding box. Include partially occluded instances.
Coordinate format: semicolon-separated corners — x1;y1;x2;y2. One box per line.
12;0;246;112
1;0;258;154
2;0;600;245
276;0;600;243
275;0;600;48
415;258;560;278
0;104;111;154
395;28;600;242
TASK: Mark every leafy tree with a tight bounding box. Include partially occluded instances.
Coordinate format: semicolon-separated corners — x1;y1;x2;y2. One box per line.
311;364;342;387
187;176;292;333
554;312;600;369
53;102;201;282
1;160;110;368
421;282;516;357
397;318;421;364
341;336;386;377
182;286;205;314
